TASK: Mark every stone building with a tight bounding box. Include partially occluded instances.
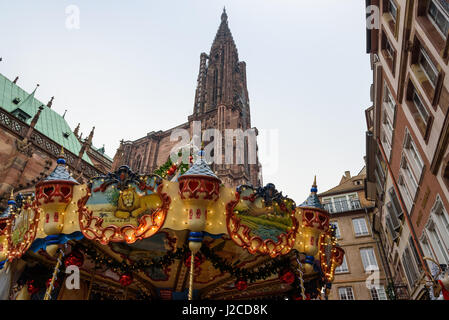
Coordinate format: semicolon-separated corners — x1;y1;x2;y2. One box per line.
365;0;449;299
112;9;262;188
0;72;112;210
318;168;389;300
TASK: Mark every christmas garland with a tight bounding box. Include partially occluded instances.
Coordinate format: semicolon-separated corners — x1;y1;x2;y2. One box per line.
72;241;296;284
200;245;292;283
153;152;190;179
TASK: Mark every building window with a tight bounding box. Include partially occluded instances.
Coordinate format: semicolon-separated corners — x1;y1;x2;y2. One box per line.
353;218;369;236
330;221;341;239
386;202;401;231
432;197;449;251
135;155;142;172
425;212;449;265
383;110;394;137
420;233;434;269
418;47;439;87
398;174;414;212
382;133;392;157
370;286;388;300
389;188;403;218
338;287;354;300
403;129;424;179
335;255;349;274
322;193;361;214
334;195;349;212
428;0;449;38
401;246;420;288
387;0;398;22
385;214;399;242
412;90;430;126
385;36;395;60
400;155;419;203
381;32;396;74
381;108;394;158
384;83;396;115
360;248;379;271
408;237;423;272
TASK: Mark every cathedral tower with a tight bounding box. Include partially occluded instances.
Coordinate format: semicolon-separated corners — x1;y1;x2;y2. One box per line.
113;9;261;188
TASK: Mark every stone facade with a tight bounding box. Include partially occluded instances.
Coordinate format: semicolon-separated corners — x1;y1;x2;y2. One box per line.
318;168;389;300
112;9;262;188
0;87;112;210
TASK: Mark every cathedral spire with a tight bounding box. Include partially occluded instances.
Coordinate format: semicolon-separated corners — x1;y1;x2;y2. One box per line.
212;7;235;49
221;7;227;21
192;9;246;115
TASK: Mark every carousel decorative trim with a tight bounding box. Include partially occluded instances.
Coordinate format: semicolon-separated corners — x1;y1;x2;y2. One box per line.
77;166;171;244
226;184;298;258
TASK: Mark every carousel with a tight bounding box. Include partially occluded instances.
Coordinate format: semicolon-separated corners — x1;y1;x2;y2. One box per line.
0;147;344;300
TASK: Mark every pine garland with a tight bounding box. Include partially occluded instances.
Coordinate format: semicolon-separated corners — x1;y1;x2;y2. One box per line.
72;242;295;284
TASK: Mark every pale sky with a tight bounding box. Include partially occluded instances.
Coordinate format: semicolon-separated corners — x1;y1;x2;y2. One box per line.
0;0;372;203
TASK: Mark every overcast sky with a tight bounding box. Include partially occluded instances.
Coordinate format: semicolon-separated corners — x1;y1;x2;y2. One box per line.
0;0;371;203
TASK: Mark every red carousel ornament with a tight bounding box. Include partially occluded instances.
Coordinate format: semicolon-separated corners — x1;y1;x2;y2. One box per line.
119;273;133;287
184;254;202;268
26;280;39;295
46;278;60;288
292;292;311;300
235;279;248;291
279;270;295;285
64;250;84;268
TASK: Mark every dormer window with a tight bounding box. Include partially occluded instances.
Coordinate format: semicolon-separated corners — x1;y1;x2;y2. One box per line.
63;131;70;138
11;108;32;122
12;97;21;105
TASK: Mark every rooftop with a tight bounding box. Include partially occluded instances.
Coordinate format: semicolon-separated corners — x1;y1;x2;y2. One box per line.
0;73;111;164
318;166;366;197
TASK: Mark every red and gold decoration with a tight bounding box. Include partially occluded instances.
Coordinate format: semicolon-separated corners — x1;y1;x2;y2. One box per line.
78;167;170;244
119;273;133;287
226;184;297;258
0;148;344;300
0;191;40;263
294;177;331;274
279;269;295;285
235;278;248;291
64;249;84;267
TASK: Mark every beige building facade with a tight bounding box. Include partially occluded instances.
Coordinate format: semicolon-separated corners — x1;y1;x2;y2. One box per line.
318;168;389;300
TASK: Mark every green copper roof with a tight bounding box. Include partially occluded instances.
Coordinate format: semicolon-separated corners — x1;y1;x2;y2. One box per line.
0;73;92;164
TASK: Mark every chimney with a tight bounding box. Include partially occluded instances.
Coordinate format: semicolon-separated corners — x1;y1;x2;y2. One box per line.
345;171;351;179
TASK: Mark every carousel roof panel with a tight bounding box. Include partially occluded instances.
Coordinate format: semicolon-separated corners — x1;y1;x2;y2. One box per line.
44;162;79;184
299;177;324;209
181;157;219;180
299;193;324;209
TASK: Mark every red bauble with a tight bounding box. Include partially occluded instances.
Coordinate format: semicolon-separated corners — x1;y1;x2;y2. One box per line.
119;273;133;287
292;293;311;300
184;254;202;268
279;270;295;285
235;279;248;291
189;156;193;163
46;278;60;288
26;280;39;295
64;250;84;268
